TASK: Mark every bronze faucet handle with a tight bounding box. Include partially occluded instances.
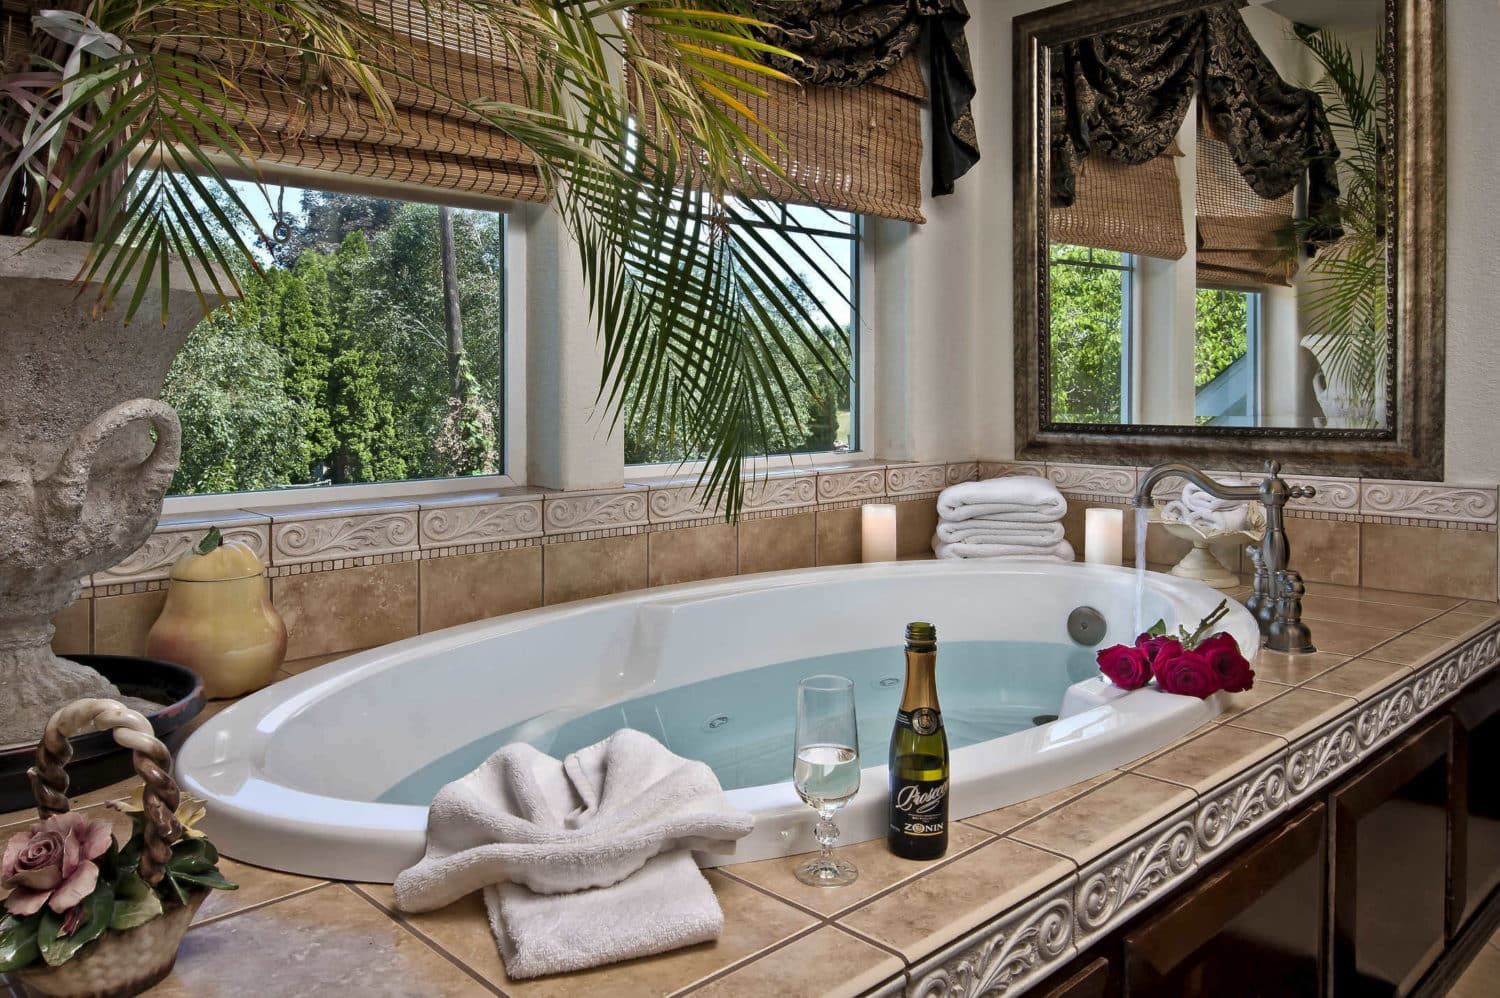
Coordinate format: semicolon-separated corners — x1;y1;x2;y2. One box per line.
1289;484;1317;501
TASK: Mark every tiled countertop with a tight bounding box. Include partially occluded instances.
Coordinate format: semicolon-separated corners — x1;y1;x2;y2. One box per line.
4;580;1499;997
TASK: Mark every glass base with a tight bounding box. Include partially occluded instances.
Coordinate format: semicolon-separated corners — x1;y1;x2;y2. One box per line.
794;855;858;888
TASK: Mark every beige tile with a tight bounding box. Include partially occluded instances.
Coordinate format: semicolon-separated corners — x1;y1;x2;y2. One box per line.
1284;517;1361;586
648;523;738;587
272;561;418;660
963;771;1119;836
692;926;903;998
1213;680;1292;721
1449;938;1500;998
837;838;1073;962
1132;725;1284;793
724;821;993;917
1361;522;1499;601
361;872;814;997
1304;657;1413;702
542;533;647;605
816;507;863;566
1009;773;1194;864
194;858;326;925
148;885;487;997
1364;629;1456;666
1460;599;1500;615
419;545;543;631
1298;595;1442;631
1230;688;1356;742
1251;650;1349;687
737;512;816;575
281;650;358;676
1304;619;1401;657
1304;582;1463;610
50;596;91;656
0;780;141;830
1412;611;1497;639
896;499;939;558
93;589;167;657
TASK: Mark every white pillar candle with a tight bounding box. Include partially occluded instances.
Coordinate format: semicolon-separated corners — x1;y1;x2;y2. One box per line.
862;504;898;563
1084;508;1124;566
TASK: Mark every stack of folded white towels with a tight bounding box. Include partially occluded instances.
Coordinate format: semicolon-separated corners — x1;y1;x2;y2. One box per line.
931;476;1075;562
1161;481;1261;534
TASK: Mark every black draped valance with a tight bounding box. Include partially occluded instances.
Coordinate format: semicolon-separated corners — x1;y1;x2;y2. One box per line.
748;1;979;197
1050;3;1342;244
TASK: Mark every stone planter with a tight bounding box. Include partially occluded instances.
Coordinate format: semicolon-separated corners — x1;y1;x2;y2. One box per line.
0;236;215;747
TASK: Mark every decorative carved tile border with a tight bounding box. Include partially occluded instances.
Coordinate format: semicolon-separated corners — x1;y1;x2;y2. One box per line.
945;462;979;486
542;489;648;535
1046;463;1137;500
418;499;542;548
977;461;1046;481
1073;804;1197;948
1360;480;1499;526
1193;753;1289;864
906;879;1077;998
1285;717;1361;806
887;463;947;497
1287;475;1361;514
270;510;418;566
743;473;817;512
95;516;270;585
818;467;887;503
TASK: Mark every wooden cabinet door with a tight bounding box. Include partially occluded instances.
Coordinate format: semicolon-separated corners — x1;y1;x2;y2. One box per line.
1331;717;1453;997
1037;957;1113;998
1452;672;1500;934
1122;804;1326;998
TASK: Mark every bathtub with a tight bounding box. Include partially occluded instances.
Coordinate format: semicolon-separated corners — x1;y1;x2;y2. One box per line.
177;559;1258;882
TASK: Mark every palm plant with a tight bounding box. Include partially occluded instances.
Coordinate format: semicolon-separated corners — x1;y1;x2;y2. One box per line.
0;0;851;513
1292;24;1389;427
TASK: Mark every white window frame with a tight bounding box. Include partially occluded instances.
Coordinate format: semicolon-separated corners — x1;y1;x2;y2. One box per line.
627;213;875;480
163;203;528;516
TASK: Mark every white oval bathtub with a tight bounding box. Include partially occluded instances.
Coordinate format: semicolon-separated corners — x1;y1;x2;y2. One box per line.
178;560;1258;882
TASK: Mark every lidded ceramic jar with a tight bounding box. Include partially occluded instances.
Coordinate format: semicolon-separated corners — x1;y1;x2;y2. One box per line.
145;529;287;699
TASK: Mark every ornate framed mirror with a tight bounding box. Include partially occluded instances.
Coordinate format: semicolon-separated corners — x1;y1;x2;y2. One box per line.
1013;0;1444;478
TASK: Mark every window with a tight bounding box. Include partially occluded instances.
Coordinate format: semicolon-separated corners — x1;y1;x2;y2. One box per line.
622;204;860;464
1048;244;1134;423
163;187;506;498
1194;288;1261;426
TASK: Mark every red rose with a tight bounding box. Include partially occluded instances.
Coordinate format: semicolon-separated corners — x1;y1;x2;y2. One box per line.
1196;632;1254;693
1135;634;1184;668
1097;644;1152;690
1153;645;1221;699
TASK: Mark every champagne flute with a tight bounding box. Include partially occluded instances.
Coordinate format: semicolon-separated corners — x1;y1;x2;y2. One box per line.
792;674;860;887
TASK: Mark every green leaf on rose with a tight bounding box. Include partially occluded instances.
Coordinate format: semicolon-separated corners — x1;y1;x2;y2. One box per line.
109;871;164;931
0;915;40;973
37;881;114;967
1147;619;1168;637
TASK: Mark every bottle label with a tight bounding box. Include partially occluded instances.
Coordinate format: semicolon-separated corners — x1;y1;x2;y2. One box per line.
910;707;940;736
891;779;948;837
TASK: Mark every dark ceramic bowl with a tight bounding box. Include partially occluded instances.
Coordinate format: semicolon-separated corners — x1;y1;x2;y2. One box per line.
0;655;204;814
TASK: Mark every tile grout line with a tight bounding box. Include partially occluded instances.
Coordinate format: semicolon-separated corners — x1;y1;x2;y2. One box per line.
669;922;827;996
189;880;332;929
347;883;509;998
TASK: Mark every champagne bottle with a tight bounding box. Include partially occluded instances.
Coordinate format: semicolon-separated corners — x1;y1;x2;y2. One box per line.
888;621;949;860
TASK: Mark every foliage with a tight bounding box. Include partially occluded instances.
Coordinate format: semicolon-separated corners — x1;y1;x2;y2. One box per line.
1193;289;1249;388
0;0;853;515
1291;24;1389;418
1049;246;1124;423
163;197;503;495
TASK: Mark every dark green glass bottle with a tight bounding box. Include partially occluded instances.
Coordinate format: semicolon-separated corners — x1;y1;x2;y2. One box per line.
888;621;949;860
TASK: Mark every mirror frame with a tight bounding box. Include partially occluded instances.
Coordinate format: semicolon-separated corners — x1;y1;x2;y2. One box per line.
1013;0;1445;479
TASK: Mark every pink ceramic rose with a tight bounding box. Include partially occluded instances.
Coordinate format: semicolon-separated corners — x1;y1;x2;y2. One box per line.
1196;632;1255;693
1;812;113;917
1097;644;1153;690
1152;645;1221;699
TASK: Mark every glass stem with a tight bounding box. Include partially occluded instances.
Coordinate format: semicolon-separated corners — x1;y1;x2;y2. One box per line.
815;806;839;863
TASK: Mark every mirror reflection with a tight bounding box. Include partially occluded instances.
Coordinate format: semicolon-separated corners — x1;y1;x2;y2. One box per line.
1045;0;1389;430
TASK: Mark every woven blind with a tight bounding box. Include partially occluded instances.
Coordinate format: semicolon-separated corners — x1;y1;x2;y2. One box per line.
1048;145;1187;260
1196;120;1296;290
145;2;547;204
631;22;927;224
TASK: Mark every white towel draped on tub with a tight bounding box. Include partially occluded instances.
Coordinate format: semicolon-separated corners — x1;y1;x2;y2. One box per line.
936;477;1068;522
394;728;754;979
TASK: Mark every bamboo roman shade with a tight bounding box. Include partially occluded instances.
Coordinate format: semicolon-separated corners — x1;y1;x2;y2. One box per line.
630;21;928;224
1196;120;1297;289
147;2;547;204
1047;144;1187;260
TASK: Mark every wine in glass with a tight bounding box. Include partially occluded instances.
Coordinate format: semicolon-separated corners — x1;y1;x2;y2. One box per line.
792;674;860;887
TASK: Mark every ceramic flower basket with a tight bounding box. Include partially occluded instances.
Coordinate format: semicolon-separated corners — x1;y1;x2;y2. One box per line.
3;700;217;998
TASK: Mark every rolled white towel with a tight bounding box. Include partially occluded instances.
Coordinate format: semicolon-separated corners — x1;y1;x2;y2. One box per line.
933;538;1076;561
1180;481;1256;513
937;477;1067;523
934;519;1066;547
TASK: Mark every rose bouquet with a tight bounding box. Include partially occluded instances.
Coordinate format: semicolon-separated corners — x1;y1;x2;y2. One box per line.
1096;600;1255;699
0;793;235;975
